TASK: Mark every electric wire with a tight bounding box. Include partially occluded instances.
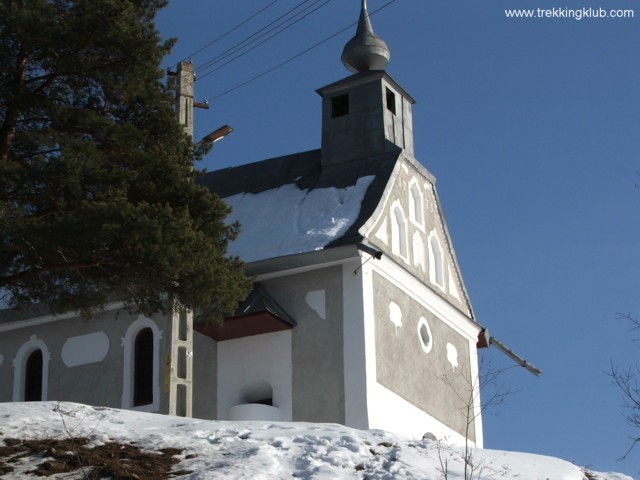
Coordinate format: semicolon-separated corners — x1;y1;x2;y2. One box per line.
169;0;281;69
173;0;398;119
196;0;326;74
206;0;398;102
197;0;335;80
171;0;332;93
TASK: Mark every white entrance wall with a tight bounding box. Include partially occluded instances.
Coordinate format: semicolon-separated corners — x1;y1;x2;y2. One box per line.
350;254;483;447
342;257;370;430
217;330;292;421
368;382;469;445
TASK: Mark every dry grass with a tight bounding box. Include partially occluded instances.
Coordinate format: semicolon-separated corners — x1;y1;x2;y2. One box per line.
0;437;193;479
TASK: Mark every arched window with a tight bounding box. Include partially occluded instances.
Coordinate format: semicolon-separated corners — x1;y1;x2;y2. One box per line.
391;203;408;261
429;232;444;289
409;180;424;228
24;349;43;401
133;328;154;406
413;232;426;272
122;317;161;411
12;336;49;402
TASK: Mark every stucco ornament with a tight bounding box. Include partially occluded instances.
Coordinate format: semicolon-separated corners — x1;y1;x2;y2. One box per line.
305;290;326;320
446;343;458;370
388;301;402;331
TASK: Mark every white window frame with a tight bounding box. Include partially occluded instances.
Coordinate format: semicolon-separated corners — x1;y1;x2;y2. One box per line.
412;231;426;272
417;317;434;353
12;335;49;401
391;201;409;262
121;316;162;412
408;179;424;229
428;231;445;290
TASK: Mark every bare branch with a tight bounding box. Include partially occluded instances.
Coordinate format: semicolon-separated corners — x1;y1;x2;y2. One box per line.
609;313;640;459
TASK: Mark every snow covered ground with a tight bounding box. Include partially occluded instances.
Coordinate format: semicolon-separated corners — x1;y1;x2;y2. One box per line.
0;402;633;479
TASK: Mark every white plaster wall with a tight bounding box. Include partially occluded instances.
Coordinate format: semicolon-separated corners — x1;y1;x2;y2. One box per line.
229;403;281;422
350;257;457;443
342;257;370;430
360;255;484;448
217;330;292;421
468;334;484;448
367;382;471;446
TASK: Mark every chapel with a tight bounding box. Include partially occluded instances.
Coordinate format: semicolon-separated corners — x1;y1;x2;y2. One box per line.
0;0;490;446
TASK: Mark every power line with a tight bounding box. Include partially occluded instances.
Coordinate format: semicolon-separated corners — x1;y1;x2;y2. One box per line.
169;0;329;93
170;0;282;69
197;0;325;74
172;0;399;119
207;0;399;102
197;0;335;81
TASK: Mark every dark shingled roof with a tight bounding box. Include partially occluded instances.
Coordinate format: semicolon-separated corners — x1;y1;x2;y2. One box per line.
233;283;296;325
197;146;401;255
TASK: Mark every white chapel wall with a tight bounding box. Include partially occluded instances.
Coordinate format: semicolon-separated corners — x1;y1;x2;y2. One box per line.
357;254;483;446
216;330;292;421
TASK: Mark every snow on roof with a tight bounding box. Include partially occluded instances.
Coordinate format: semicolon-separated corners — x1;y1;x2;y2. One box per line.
225;175;375;263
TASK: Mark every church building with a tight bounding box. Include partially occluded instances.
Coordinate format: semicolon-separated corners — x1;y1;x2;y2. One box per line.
0;1;489;447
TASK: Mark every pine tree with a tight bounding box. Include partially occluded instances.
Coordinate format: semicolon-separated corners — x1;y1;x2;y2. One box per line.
0;0;251;321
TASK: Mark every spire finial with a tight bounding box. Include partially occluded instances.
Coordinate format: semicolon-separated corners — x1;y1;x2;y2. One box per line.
341;0;390;73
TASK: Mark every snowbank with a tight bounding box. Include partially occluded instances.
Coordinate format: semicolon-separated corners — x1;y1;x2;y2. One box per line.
0;402;632;480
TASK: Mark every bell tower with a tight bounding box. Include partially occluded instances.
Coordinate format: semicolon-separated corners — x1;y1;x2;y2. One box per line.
317;0;415;166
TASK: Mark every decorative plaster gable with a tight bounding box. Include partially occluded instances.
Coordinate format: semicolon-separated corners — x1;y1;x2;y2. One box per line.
359;154;474;319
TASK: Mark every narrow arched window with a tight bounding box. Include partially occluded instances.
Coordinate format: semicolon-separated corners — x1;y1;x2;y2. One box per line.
409;181;424;228
391;204;408;260
133;328;154;406
429;233;444;288
24;349;43;401
13;336;49;402
122;317;160;411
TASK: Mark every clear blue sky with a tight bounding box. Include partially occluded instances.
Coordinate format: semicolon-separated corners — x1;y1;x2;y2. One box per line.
157;1;640;476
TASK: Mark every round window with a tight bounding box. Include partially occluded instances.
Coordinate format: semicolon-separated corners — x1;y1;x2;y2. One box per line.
417;317;433;353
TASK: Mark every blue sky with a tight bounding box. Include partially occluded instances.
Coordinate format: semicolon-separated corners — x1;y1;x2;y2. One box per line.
156;1;640;476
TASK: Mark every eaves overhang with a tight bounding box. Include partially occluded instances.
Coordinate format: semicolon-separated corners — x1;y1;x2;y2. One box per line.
243;244;361;278
316;70;416;104
195;284;296;342
195;310;294;342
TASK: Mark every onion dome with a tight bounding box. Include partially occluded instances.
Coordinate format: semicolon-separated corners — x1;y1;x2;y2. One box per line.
341;0;391;73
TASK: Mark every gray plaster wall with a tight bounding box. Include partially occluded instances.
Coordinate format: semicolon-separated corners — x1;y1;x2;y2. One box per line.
191;331;217;419
372;272;475;441
0;309;172;413
365;156;472;316
262;265;345;424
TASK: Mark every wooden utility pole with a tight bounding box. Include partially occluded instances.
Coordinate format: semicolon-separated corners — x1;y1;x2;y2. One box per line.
171;61;209;139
